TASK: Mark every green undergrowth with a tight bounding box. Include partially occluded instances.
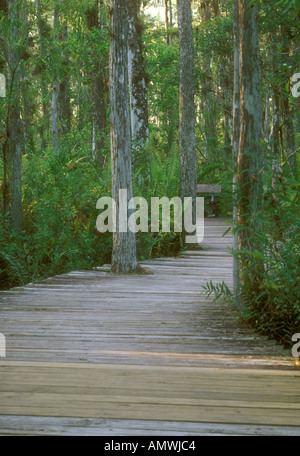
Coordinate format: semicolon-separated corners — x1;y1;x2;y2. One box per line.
202;160;300;349
0;133;183;290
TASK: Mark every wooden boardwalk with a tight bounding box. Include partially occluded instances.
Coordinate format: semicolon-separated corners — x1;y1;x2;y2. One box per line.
0;218;299;436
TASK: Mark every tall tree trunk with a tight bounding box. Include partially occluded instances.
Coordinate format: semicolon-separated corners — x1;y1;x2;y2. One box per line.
281;25;296;168
0;0;9;215
36;0;49;149
203;53;217;161
86;0;107;167
128;0;149;171
51;5;60;155
272;90;281;193
59;20;71;137
199;0;218;163
110;0;138;273
219;57;232;155
270;33;283;237
177;0;197;242
168;0;173;44
7;0;23;229
237;0;263;255
165;0;169;45
264;85;271;146
91;68;106;165
20;5;34;154
232;0;240;308
264;36;272;150
282;95;296;166
270;87;283;237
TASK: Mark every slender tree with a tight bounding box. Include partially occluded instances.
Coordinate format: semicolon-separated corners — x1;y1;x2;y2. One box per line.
237;0;263;255
128;0;149;169
199;0;218;162
7;0;23;229
20;3;34;154
86;0;107;166
59;19;71;137
165;0;169;45
232;0;240;307
0;0;9;216
281;24;296;168
36;0;49;149
110;0;138;273
169;0;173;44
177;0;197;241
51;3;60;155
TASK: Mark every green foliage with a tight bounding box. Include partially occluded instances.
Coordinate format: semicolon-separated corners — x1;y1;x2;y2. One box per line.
132;131;183;260
239;164;300;347
0;135;112;288
0;126;184;289
201;280;233;306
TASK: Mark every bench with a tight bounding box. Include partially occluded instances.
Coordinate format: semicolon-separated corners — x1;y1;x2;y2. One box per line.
197;184;222;218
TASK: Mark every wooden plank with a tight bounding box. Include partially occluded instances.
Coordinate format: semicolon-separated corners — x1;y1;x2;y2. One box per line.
0;405;299;427
0;362;299;427
1;416;300;436
2;391;300;410
1;383;300;403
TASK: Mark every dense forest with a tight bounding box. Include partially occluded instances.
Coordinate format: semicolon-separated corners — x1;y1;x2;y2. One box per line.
0;0;299;347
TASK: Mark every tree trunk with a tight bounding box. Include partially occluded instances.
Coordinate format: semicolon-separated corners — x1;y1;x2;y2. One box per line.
165;0;169;45
7;0;23;230
264;37;272;150
237;0;263;253
20;5;34;154
272;89;281;192
0;0;9;216
232;0;240;308
281;25;296;168
36;0;49;150
177;0;197;242
203;53;217;161
169;0;173;43
199;0;218;163
219;57;232;155
86;0;107;167
282;96;296;166
110;0;138;273
59;20;71;137
128;0;149;171
51;5;60;155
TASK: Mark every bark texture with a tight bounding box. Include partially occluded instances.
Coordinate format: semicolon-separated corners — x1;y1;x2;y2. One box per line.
86;0;107;167
177;0;197;239
36;0;50;149
199;0;219;161
51;5;60;155
237;0;263;252
110;0;138;273
128;0;149;158
59;20;71;137
7;0;23;230
232;0;240;307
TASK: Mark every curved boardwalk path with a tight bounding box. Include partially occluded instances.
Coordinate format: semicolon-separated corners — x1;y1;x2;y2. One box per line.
0;218;299;436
